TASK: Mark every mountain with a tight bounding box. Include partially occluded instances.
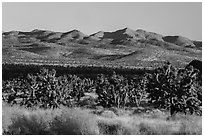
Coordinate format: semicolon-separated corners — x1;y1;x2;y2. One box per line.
90;31;105;38
90;28;164;44
61;30;88;40
192;41;202;49
135;29;164;41
162;36;196;48
2;27;202;68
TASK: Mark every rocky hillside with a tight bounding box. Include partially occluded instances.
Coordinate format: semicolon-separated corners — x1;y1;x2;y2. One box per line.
2;27;202;68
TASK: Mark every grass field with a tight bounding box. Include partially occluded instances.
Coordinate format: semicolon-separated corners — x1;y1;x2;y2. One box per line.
2;103;202;135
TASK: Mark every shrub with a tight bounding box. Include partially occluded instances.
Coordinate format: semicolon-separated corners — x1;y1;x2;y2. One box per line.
95;72;146;108
3;104;99;135
145;62;202;116
177;119;202;135
2;106;56;135
50;108;99;135
5;113;50;135
2;103;202;135
139;122;173;135
98;119;131;135
2;68;95;108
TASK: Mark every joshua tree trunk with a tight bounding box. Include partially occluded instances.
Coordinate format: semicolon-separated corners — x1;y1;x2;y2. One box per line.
170;105;178;117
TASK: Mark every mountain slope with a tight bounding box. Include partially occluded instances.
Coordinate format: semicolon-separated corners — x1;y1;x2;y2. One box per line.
2;27;202;68
163;36;196;47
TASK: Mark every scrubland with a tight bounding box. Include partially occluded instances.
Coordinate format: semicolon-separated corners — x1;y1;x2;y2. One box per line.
2;103;202;135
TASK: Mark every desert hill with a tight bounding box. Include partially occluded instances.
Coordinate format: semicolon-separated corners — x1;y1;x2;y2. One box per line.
2;27;202;68
163;36;196;48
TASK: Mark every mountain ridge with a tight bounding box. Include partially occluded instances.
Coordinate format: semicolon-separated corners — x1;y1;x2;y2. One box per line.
2;27;202;68
3;27;201;47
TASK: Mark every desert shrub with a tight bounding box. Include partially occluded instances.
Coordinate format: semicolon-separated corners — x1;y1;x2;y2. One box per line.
2;103;28;133
139;122;155;134
3;103;201;135
2;104;58;135
177;119;202;135
100;110;117;118
3;104;99;135
97;113;202;135
95;72;146;108
138;122;175;135
135;116;191;135
2;68;95;108
145;62;202;116
5;113;50;135
98;120;131;135
50;108;99;135
148;109;166;119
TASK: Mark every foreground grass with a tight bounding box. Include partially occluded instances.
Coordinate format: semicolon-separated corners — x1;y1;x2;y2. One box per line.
2;103;202;135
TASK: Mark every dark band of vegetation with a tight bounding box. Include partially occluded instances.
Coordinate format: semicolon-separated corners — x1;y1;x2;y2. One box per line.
2;63;154;80
2;62;202;117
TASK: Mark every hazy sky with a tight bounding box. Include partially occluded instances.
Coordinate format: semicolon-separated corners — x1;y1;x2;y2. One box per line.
2;2;202;40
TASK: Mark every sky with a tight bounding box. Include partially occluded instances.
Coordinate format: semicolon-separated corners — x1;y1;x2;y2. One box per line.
2;2;202;40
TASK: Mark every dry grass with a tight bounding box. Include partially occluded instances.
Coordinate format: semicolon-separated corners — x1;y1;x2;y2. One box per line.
2;103;99;135
96;107;202;135
49;108;99;135
2;103;202;135
97;112;202;135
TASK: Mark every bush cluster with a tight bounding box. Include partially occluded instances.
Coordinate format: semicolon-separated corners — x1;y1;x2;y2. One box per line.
2;62;202;116
145;63;202;116
3;68;94;109
95;72;147;108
